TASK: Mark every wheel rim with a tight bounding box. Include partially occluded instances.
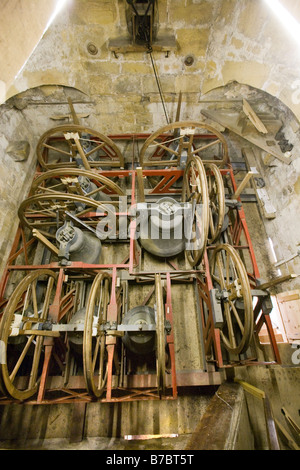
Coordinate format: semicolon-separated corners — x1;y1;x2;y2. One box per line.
30;168;125;200
36;124;124;170
83;272;111;398
0;270;57;400
205;163;225;244
182;156;209;266
139;121;229;168
210;244;254;355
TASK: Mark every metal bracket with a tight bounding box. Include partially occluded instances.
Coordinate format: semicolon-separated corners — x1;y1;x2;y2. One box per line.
210;288;224;329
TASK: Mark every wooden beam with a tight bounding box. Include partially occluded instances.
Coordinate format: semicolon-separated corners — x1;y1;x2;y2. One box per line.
32;229;59;256
185;382;251;450
264;396;281;450
242;147;276;219
67;97;80;125
258;274;298;291
233;171;254;199
234;379;265;400
275;419;300;450
136;167;145;202
70;402;87;443
243;99;268;134
235;379;280;450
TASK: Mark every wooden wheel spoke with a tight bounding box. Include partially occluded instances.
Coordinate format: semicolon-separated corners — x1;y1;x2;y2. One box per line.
85;184;106;198
31;280;39;319
153;140;180;157
229;300;245;333
41;277;55;321
48;182;66;191
92;335;100;372
30;205;58;217
226;251;230;286
191;138;221;156
216;252;226;289
84;141;106;157
28;336;43;389
223;302;237;349
212;274;221;284
209;210;215;234
98;337;107;390
37;185;61;195
42;143;72;158
9;335;35;382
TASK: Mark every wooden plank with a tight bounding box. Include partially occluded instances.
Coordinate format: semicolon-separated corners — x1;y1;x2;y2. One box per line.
234;379;265;400
281;407;300;437
233;171;254;199
108;36;177;54
242;148;276;219
243;99;268;134
185;382;250;450
263;396;281;450
235;379;280;450
275;418;300;450
70;402;87;443
276;290;300;343
50;113;89;121
67;97;80;125
136;167;145;202
258;274;298;291
278;291;300;302
201;109;292;164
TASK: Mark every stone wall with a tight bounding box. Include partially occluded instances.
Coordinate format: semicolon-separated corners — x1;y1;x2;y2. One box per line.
0;0;59;103
4;0;300;126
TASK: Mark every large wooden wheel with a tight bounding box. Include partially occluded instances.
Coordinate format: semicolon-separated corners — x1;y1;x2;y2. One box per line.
83;272;111;398
0;270;57;400
18;192;114;240
155;274;166;396
36;125;124;170
139;121;229;168
205;163;225;244
182;156;210;266
210;244;254;355
30;168;125;201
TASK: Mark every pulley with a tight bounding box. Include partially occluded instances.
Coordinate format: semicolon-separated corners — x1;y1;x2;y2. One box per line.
139;197;186;258
56;220;102;265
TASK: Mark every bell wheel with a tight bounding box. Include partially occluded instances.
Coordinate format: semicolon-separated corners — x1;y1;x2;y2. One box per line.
83;272;111;398
139;121;229;168
30;168;125;201
182;156;209;266
210;244;254;355
0;270;57;400
36;124;124;170
205;163;225;244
